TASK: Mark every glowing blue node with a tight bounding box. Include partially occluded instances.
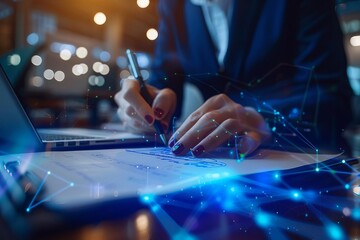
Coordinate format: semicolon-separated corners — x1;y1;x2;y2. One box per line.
230;187;236;192
341;160;346;164
70;182;75;187
271;127;276;132
255;212;271;228
315;168;320;172
291;191;301;201
47;171;51;175
352;208;360;220
26;208;30;213
141;194;154;204
345;184;350;190
326;224;344;240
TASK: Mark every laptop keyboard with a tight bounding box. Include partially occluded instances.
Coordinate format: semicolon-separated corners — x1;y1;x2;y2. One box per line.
39;133;102;141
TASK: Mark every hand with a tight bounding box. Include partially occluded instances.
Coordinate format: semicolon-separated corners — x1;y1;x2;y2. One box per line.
168;94;270;157
115;78;177;134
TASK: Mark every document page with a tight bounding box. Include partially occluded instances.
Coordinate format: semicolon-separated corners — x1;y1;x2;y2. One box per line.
0;148;340;209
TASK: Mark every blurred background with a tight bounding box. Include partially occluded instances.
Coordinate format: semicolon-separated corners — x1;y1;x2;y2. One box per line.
0;0;159;129
0;0;359;155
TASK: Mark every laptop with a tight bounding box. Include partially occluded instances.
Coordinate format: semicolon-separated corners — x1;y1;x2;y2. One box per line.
0;65;158;154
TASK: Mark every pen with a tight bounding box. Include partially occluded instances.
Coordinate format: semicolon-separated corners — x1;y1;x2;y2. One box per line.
126;49;167;145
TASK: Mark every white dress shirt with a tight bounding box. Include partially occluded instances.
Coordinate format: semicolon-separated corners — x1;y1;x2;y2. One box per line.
191;0;233;68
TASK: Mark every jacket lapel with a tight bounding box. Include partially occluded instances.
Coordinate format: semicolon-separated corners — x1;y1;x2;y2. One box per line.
224;1;265;81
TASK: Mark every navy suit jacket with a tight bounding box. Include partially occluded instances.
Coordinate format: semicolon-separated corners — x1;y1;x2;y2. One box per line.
149;0;353;152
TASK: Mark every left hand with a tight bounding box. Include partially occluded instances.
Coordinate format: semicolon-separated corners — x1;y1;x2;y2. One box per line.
168;94;270;157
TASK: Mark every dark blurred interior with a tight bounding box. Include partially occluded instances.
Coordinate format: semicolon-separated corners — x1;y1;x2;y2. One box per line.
0;0;359;155
0;0;159;129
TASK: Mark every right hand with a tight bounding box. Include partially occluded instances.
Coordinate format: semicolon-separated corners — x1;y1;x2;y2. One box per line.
114;78;177;134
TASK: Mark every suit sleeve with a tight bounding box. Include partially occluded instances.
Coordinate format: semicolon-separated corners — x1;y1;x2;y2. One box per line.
148;0;185;117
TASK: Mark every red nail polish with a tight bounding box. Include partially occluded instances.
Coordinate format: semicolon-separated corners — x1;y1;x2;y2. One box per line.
154;108;164;118
192;145;205;157
145;115;153;124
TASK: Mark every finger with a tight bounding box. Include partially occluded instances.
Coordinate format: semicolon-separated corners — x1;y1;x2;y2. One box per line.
191;119;262;158
170;110;227;155
152;88;176;121
169;94;243;145
121;79;155;125
236;132;262;156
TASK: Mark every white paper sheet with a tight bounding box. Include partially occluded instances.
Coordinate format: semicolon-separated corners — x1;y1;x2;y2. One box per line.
0;147;340;208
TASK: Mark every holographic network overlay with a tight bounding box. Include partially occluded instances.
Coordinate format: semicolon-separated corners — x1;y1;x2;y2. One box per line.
0;63;359;239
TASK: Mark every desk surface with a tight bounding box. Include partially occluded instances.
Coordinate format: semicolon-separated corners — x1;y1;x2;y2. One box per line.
1;158;359;240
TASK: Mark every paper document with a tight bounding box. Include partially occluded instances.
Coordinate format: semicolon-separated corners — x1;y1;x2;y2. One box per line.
0;148;340;209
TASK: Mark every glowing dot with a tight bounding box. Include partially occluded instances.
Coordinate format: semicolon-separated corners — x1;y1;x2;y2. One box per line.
274;173;280;179
88;75;96;86
100;51;111;62
120;69;130;79
26;208;30;213
43;69;54;80
315;168;320;172
326;224;344;240
60;49;72;61
47;171;51;175
72;65;82;76
135;214;149;231
76;47;88;59
70;182;75;187
31;55;42;66
94;76;105;87
54;71;65;82
93;61;102;73
140;69;150;80
255;212;270;227
342;207;351;217
94;12;106;25
341;160;346;164
353;208;360;220
100;64;110;75
27;33;39;45
350;35;360;47
146;28;158;41
345;184;350;189
31;76;44;87
9;54;21;66
137;0;150;8
80;63;89;74
271;127;276;132
353;186;360;196
230;187;235;192
293;192;299;198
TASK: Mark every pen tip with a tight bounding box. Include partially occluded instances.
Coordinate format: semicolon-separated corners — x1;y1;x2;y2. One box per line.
159;134;167;146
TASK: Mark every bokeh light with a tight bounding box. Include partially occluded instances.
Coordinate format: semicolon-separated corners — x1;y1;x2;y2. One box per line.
54;71;65;82
31;55;42;66
94;12;106;25
137;0;150;8
350;35;360;47
44;69;54;80
76;47;88;59
146;28;158;41
8;54;21;66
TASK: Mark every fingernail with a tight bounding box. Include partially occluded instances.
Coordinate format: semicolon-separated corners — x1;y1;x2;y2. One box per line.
154;108;164;118
172;142;184;155
145;115;153;124
168;136;175;148
191;145;205;157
